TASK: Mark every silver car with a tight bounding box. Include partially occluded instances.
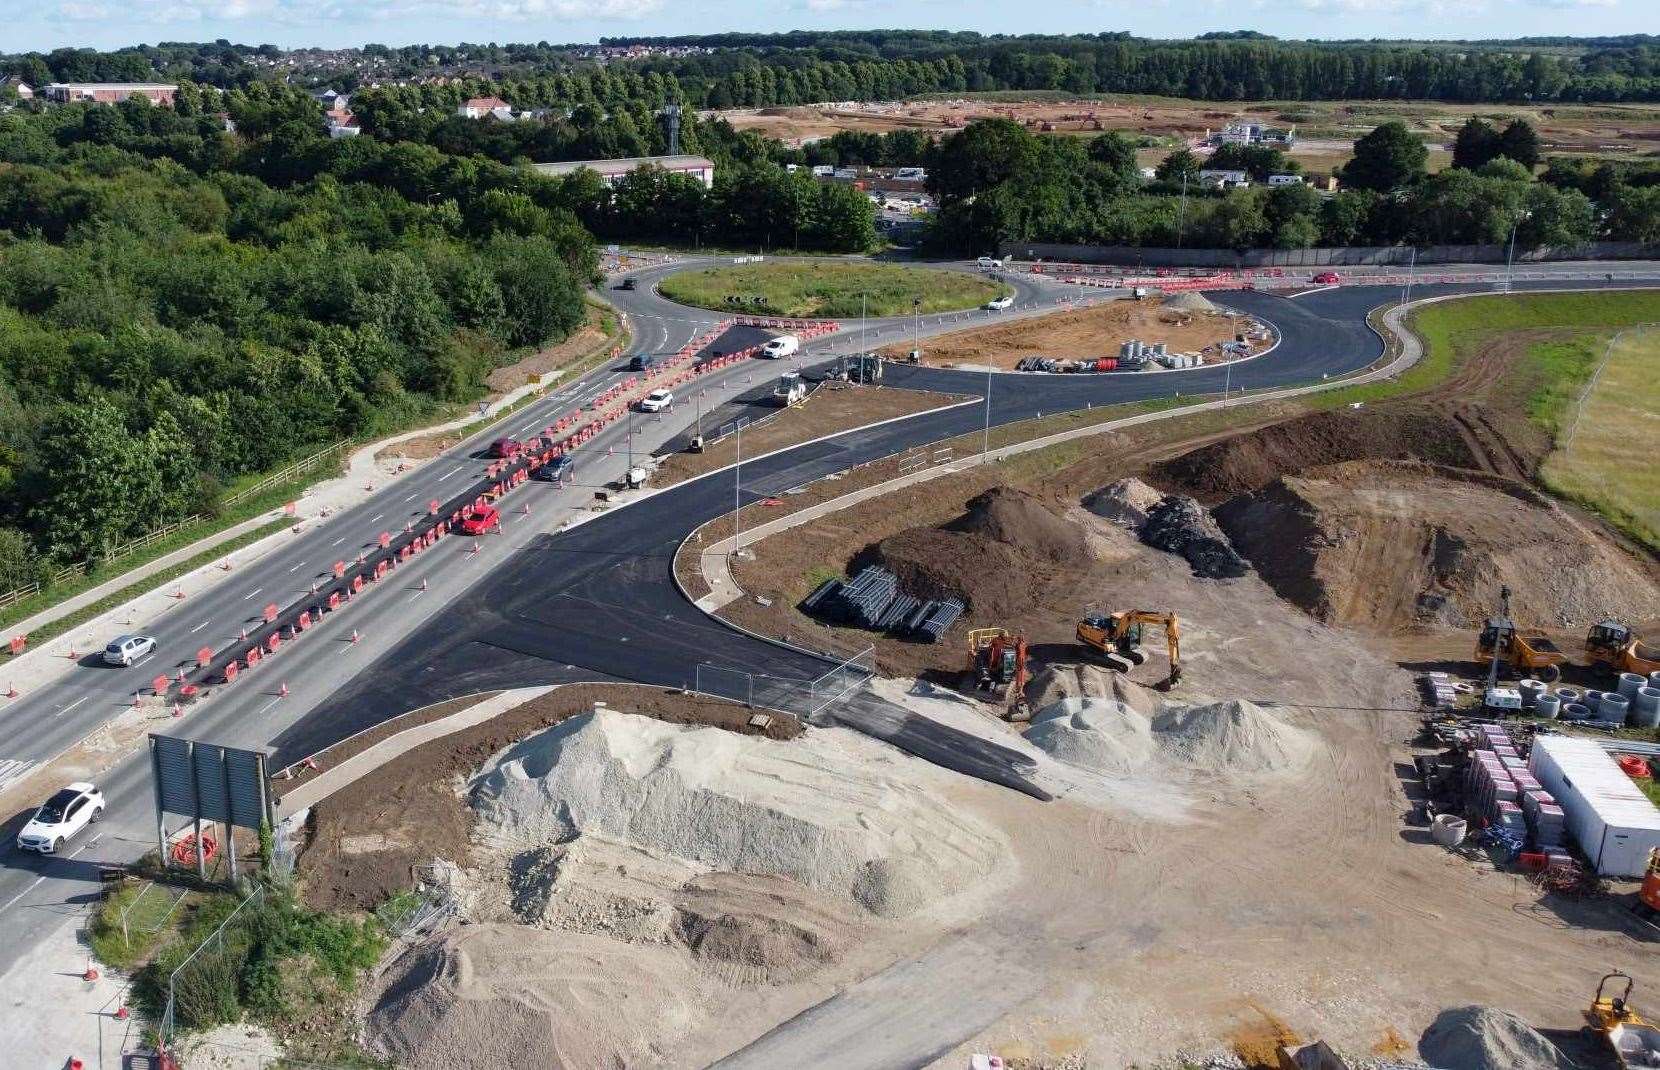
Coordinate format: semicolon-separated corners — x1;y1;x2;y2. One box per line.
103;634;156;666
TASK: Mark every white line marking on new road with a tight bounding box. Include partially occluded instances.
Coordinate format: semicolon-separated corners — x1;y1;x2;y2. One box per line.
288;563;302;572
439;467;461;481
55;696;88;719
244;588;262;600
257;697;281;716
190;621;209;633
0;837;94;916
369;513;384;524
404;493;418;502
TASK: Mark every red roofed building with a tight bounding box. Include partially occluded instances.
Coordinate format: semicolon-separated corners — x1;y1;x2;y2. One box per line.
458;95;513;120
43;83;177;106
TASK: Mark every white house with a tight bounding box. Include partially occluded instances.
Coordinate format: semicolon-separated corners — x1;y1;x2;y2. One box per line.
325;111;361;138
1199;169;1251;189
458;95;514;120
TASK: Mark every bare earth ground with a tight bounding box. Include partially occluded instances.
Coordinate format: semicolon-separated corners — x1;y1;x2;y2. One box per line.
652;383;968;487
875;298;1261;370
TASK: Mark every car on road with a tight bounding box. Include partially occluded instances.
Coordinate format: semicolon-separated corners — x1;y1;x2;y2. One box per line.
617;277;637;291
761;335;800;359
629;353;655;371
1312;271;1342;285
488;437;522;460
103;634;156;666
984;295;1015;312
534;456;573;482
637;389;673;413
17;783;103;854
976;256;1004;269
458;504;501;536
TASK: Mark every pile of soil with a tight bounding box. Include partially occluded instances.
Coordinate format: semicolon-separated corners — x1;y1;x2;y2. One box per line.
1085;477;1165;531
1140;495;1250;579
1149;404;1486;504
1418;1006;1576;1070
870;487;1090;617
1216;459;1660;630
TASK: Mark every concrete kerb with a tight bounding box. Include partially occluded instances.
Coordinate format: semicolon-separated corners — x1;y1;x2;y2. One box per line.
676;290;1455;631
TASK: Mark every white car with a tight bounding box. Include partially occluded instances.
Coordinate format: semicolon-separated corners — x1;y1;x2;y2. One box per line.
103;633;156;666
637;389;673;413
976;256;1004;269
984;295;1014;311
17;783;104;854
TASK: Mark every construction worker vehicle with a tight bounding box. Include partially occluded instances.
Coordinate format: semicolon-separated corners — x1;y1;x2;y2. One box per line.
1637;848;1660;926
968;627;1030;719
1586;972;1660;1069
772;372;807;406
1475;586;1566;684
1075;611;1182;691
1587;620;1660;679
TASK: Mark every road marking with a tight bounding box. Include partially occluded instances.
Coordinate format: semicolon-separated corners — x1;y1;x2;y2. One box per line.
244;588;262;600
55;696;88;719
190;620;209;633
369;513;384;523
404;493;418;502
132;653;155;669
287;562;303;572
439;467;461;481
331;536;345;546
0;759;38;795
0;834;104;914
408;590;425;603
257;697;281;716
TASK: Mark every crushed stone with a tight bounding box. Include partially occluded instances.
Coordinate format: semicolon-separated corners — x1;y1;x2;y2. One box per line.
1141;495;1250;579
1418;1005;1576;1070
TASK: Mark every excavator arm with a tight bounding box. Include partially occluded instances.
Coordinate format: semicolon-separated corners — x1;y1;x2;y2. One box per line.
1076;611;1181;690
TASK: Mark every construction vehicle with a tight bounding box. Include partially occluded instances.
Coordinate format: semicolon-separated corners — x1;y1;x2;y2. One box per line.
968;627;1030;719
1637;848;1660;925
847;353;884;383
1587;620;1660;678
1586;973;1660;1069
771;372;807;407
1075;611;1182;690
1475;585;1566;684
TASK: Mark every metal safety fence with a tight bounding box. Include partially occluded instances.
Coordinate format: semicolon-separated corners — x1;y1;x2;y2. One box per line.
693;645;875;718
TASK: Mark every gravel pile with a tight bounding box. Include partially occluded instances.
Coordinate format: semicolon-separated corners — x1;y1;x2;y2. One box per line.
1085;477;1166;532
1418;1006;1577;1070
471;710;1004;918
1025;694;1316;779
1163;291;1222;314
1026;698;1155;776
1141;495;1250;579
1150;699;1317;775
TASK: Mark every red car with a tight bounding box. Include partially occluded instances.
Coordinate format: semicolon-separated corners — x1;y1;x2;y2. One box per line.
458;504;500;536
1312;271;1342;285
489;437;521;460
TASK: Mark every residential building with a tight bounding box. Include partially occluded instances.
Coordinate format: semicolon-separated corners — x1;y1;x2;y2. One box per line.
42;83;178;106
1267;173;1305;187
458;95;513;120
1199;169;1251;190
0;77;33;100
325;111;361;138
1215;120;1296;147
531;155;716;188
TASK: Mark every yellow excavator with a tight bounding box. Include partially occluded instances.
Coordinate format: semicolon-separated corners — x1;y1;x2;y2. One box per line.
1587;620;1660;679
1586;972;1660;1069
1076;611;1181;691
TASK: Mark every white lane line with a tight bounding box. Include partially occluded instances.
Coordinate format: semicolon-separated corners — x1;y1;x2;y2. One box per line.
439;467;461;481
287;562;303;572
408;590;425;603
132;653;155;669
331;537;345;546
55;696;88;719
243;588;262;600
257;697;281;716
0;836;90;916
369;513;384;524
190;620;209;633
404;493;418;502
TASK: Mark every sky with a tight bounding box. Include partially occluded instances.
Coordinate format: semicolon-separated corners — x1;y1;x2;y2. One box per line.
3;0;1647;55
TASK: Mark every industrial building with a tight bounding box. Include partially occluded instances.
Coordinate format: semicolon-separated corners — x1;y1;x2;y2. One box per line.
532;155;716;188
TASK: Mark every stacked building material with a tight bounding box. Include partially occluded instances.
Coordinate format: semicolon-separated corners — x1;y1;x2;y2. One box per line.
825;567;899;628
1420;671;1457;708
798;568;964;642
1467;727;1529;840
914;599;965;643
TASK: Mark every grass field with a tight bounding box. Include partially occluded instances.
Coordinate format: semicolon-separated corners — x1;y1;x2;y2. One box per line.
1541;323;1660;553
657;261;1008;318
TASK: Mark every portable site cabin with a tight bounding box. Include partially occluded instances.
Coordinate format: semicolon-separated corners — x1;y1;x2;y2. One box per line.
1528;735;1660;877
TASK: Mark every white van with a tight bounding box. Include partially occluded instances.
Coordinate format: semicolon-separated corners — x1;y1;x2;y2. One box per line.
761;334;800;358
984;295;1014;311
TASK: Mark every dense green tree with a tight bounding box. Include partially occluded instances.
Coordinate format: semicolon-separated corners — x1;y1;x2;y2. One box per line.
1497;119;1541;170
1451;118;1501;171
1340;121;1428;193
1155;148;1202;184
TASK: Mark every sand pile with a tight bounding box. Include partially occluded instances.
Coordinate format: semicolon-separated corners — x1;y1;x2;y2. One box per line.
1162;291;1221;313
365;923;710;1070
1085;477;1166;531
1026;662;1162;718
472;711;1004;918
1418;1006;1576;1070
873;487;1089;615
1025;699;1154;776
1217;460;1659;629
1025;692;1317;779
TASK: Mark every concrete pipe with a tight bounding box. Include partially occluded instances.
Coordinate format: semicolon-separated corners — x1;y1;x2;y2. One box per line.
1636;688;1660;730
1518;679;1545;708
1584;689;1605;711
1554;686;1582;706
1431;814;1468;848
1561;702;1591;721
1535;693;1561;720
1618;672;1646;699
1599;692;1631;726
1650;671;1660;691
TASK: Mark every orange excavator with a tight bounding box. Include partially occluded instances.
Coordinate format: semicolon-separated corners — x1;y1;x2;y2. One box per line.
968;627;1031;719
1076;611;1182;691
1587;620;1660;679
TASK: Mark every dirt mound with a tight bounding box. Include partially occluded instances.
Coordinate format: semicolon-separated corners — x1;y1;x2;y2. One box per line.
1216;459;1659;630
365;924;710;1070
1085;477;1165;531
1162;291;1220;313
1149;700;1317;775
1026;663;1162;718
1149;405;1488;503
1141;495;1250;579
1418;1006;1576;1070
872;488;1089;616
1025;698;1154;775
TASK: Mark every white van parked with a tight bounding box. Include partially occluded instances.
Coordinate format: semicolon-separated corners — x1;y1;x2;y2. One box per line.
761;334;800;358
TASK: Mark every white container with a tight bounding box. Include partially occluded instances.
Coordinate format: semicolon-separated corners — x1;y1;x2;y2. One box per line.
1529;735;1660;877
1431;814;1468;848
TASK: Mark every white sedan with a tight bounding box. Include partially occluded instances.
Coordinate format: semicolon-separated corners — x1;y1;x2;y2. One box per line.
17;783;104;854
637;389;673;413
984;295;1014;311
103;633;156;666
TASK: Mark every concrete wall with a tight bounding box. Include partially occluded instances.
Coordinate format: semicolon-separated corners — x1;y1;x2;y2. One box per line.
999;241;1660;269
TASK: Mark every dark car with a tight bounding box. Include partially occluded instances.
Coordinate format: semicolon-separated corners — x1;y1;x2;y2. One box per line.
534;456;573;482
629;354;655;371
617;277;637;291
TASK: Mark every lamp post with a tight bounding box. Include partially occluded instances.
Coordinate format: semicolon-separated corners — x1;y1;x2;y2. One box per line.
912;296;921;361
1176;171;1188;250
981;367;992;463
1504;211;1532;294
732;421;743;563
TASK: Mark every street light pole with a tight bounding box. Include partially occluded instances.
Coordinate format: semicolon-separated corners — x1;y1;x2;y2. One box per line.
981;367;991;463
1401;245;1417;309
912;296;920;360
1504;211;1530;294
861;291;868;353
732;421;742;561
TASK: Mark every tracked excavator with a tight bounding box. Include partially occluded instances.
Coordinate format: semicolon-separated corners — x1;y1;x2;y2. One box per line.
1075;611;1182;691
1587;620;1660;679
967;628;1031;720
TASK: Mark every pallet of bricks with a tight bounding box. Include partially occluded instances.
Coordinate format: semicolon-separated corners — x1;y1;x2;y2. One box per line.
1464;724;1569;866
